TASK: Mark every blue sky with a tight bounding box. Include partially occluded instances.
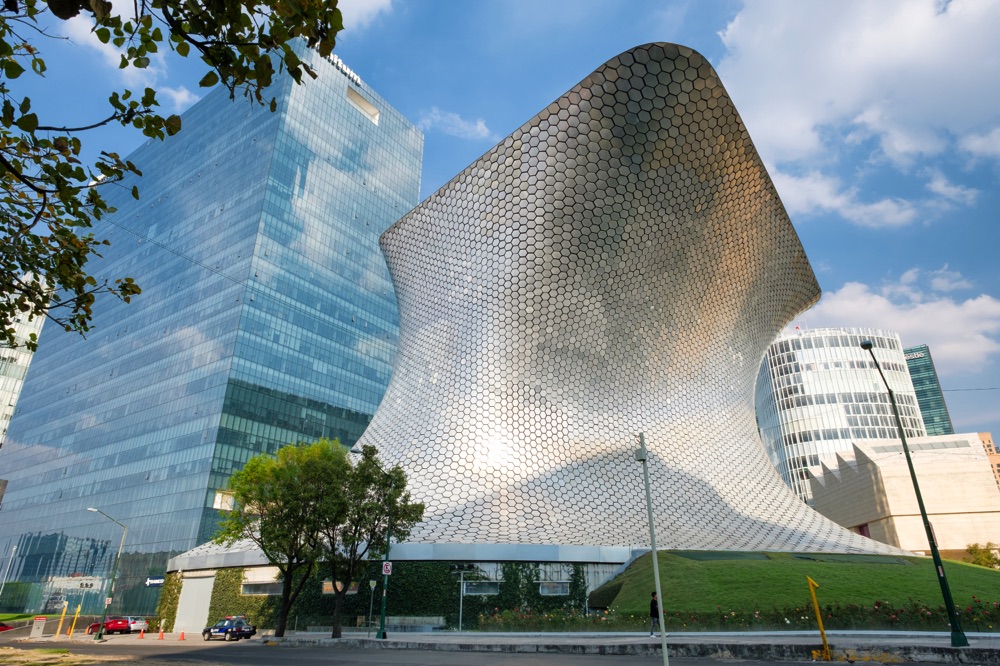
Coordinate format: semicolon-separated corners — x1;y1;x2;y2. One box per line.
35;0;1000;436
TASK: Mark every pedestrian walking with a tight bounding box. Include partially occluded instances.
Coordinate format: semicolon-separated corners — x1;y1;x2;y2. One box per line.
649;591;659;636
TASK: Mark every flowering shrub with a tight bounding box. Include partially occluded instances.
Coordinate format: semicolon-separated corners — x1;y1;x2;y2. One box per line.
476;597;1000;632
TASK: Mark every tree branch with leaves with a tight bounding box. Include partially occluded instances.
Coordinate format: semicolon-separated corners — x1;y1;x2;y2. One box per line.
0;0;342;349
214;441;332;637
319;444;424;638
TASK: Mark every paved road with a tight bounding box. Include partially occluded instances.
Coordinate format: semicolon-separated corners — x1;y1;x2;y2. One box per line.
0;641;834;666
5;629;991;665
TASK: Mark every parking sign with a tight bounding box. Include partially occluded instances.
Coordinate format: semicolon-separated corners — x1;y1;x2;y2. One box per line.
382;561;392;576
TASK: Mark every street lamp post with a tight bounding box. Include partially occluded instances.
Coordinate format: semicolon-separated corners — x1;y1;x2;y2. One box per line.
87;508;127;641
635;432;669;666
366;579;377;638
859;341;968;648
449;564;473;631
377;484;393;640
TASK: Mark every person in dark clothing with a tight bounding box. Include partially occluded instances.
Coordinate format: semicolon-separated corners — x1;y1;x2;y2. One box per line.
649;591;659;636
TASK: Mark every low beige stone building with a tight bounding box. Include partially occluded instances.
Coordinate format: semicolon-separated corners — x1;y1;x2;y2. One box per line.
808;433;1000;554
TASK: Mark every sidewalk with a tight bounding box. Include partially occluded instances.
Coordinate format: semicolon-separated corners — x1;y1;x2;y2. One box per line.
267;630;1000;663
10;627;1000;663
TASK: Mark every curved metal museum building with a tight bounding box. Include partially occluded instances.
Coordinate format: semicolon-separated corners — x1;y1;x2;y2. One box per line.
356;43;900;559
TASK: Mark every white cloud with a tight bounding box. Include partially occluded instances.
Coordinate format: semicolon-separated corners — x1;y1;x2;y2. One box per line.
771;169;918;228
924;170;978;205
718;1;1000;166
794;277;1000;374
339;0;393;31
960;126;1000;159
417;108;496;141
159;86;199;113
929;265;974;293
62;15;164;88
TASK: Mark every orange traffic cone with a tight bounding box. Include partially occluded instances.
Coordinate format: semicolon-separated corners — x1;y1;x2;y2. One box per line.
179;631;185;641
158;628;164;640
139;629;145;639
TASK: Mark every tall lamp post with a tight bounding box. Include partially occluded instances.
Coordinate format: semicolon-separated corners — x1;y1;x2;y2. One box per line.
859;341;968;648
450;563;474;631
635;432;669;666
377;500;393;641
87;508;127;641
366;579;377;638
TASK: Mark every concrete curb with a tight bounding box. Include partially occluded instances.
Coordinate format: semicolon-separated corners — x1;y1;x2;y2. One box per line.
264;635;1000;664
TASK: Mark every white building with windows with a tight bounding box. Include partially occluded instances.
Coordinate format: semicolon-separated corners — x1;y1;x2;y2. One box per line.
755;327;926;502
0;313;44;443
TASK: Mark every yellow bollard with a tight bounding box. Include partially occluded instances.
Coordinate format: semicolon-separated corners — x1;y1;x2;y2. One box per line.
807;576;831;661
68;604;82;638
55;602;69;639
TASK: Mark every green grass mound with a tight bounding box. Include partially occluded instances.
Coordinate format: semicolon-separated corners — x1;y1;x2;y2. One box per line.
583;551;1000;632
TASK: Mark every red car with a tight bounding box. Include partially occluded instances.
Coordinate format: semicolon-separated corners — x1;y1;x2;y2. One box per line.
86;616;130;635
0;622;14;632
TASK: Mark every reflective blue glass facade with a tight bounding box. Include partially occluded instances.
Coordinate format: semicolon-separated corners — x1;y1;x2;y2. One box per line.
904;344;955;436
0;47;422;614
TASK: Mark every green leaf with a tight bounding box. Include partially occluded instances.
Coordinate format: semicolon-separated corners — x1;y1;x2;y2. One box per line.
134;56;150;69
95;27;111;44
198;70;219;88
4;60;25;80
175;41;189;57
131;185;139;200
16;113;38;132
164;115;181;136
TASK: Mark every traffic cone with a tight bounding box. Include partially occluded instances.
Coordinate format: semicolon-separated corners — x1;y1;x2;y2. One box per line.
158;628;164;640
179;631;185;641
139;629;145;639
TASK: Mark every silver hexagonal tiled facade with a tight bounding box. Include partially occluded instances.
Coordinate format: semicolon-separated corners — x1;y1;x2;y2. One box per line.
358;43;900;557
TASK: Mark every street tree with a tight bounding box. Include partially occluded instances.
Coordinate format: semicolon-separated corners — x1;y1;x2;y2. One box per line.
966;542;1000;569
319;444;424;638
0;0;343;349
214;440;336;637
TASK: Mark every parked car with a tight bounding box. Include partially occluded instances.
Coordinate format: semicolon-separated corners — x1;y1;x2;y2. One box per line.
0;622;14;632
202;616;256;641
86;616;130;635
126;617;148;633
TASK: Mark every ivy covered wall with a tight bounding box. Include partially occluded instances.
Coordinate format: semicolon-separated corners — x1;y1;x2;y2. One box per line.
154;572;183;632
200;562;589;630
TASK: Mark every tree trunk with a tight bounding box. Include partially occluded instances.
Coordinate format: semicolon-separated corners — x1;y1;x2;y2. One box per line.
275;574;294;637
330;591;344;638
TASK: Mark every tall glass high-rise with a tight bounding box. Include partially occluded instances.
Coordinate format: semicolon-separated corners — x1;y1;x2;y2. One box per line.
0;47;422;614
904;344;955;436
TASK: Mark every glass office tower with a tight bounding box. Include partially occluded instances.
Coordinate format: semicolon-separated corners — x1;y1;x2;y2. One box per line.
755;327;926;502
0;306;44;444
0;47;422;614
904;344;955;436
